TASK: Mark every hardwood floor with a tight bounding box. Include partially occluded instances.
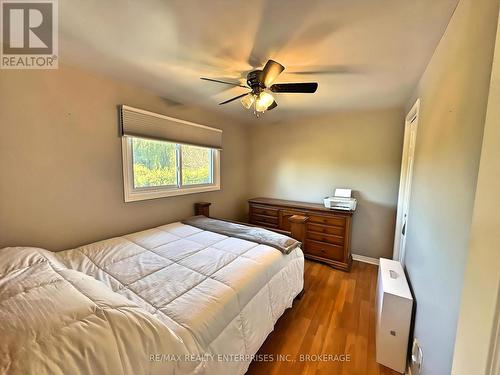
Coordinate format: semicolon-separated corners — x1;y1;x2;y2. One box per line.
247;260;400;375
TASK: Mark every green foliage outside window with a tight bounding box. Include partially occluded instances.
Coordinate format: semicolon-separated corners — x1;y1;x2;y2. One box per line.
182;145;211;185
132;138;176;187
131;138;212;188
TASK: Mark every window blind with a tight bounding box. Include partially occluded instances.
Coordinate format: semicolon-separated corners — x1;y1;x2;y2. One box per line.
119;105;222;149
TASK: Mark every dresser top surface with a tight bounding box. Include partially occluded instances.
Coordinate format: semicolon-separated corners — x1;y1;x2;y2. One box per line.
249;197;354;215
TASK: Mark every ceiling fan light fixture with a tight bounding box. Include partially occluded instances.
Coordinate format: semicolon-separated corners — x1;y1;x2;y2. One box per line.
255;92;274;112
240;93;255;109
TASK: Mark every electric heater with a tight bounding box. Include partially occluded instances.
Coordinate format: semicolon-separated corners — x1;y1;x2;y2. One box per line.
375;258;413;373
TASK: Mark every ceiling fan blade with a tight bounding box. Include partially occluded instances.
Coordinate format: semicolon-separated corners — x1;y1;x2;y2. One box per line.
200;77;248;88
270;82;318;93
289;70;346;75
261;60;285;87
219;92;251;105
287;65;362;75
267;101;278;111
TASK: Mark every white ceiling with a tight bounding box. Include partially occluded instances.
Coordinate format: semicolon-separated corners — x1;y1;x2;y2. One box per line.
60;0;458;122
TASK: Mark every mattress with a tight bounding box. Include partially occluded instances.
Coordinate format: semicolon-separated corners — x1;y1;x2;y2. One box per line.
55;221;305;374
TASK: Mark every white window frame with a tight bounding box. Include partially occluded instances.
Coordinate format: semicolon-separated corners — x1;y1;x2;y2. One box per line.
121;136;221;202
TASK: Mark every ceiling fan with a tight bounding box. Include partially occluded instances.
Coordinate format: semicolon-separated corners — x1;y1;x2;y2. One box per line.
201;60;318;117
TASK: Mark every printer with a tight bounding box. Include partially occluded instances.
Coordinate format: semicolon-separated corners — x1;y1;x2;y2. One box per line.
323;188;357;211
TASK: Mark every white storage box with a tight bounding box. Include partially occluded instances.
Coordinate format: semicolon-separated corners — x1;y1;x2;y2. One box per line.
375;258;413;373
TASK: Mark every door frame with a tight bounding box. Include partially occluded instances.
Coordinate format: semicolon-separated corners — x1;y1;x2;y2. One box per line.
393;98;420;263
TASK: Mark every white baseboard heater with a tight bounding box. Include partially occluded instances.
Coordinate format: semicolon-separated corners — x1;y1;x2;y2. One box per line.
376;258;414;373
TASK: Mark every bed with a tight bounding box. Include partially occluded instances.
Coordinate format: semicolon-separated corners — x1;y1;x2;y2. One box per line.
0;216;304;374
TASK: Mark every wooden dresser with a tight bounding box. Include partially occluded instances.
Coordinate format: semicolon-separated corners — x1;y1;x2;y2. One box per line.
248;197;355;271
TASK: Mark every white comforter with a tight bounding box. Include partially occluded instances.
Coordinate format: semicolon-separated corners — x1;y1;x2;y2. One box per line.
0;222;304;374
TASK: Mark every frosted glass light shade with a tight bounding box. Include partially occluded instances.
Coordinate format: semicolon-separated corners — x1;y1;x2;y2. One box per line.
240;93;255;109
255;92;274;112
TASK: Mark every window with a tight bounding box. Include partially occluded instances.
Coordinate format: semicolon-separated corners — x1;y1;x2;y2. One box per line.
119;105;222;202
122;136;220;202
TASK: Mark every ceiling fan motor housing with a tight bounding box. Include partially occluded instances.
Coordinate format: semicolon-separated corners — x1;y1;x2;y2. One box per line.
247;70;265;92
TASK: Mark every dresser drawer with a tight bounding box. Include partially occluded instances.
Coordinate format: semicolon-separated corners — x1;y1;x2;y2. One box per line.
307;231;344;245
305;240;344;261
250;205;279;217
250;213;278;225
307;223;344;236
308;214;345;227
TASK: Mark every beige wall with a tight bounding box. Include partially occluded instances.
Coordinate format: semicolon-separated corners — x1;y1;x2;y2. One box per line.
0;66;249;251
402;0;500;374
452;8;500;374
248;108;405;259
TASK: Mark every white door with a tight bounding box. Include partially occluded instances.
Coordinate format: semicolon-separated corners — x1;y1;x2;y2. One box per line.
393;99;420;263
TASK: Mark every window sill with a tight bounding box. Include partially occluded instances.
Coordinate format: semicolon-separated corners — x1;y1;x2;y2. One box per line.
124;184;220;202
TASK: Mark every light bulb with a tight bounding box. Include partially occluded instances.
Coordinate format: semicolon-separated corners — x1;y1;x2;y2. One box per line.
240;93;255;109
255;92;274;112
